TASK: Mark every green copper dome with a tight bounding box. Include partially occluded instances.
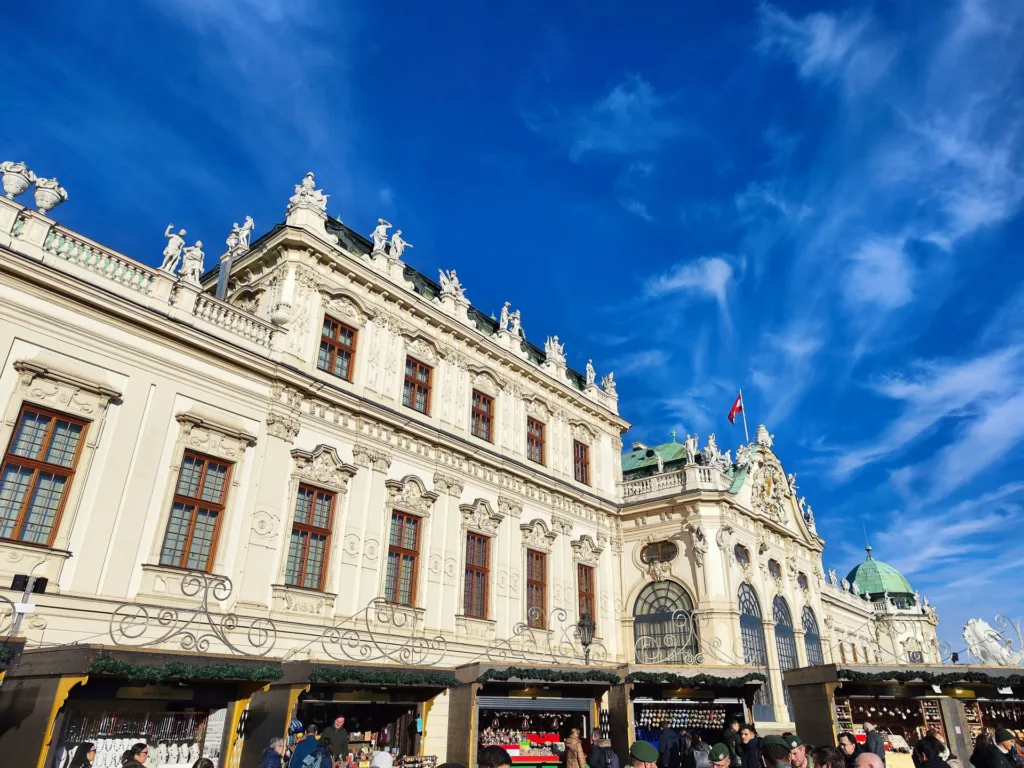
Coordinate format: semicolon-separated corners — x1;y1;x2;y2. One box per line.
845;545;914;598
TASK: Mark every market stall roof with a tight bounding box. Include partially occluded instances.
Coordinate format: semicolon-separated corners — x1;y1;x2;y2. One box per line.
455;662;621;686
277;659;459;688
785;663;1024;688
618;664;767;689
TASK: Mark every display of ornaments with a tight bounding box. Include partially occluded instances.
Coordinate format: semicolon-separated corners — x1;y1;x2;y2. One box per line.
634;703;727;730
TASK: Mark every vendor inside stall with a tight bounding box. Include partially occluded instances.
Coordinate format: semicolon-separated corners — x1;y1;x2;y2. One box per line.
296;699;421;761
479;707;590;764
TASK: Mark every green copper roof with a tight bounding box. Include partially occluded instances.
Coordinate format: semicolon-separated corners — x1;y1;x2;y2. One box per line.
845;546;914;597
621;437;687;472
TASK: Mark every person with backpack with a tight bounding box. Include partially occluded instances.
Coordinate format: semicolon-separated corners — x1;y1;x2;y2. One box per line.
660;723;683;768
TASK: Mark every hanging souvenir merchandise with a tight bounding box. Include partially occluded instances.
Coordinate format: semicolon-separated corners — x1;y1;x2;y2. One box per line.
631;701;743;747
979;701;1024;739
479;707;591;765
834;697;944;752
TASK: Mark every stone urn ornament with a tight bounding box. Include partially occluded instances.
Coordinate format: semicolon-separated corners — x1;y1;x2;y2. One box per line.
33;176;68;214
1;160;35;199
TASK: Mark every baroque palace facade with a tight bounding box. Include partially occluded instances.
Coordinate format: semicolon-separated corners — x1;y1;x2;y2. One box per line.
0;167;940;767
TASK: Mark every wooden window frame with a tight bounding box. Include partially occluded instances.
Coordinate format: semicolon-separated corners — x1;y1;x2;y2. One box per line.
402;357;433;416
0;404;89;547
526;549;547;629
577;563;596;629
573;440;590;485
159;450;233;572
527;417;545;465
471;390;494;443
463;532;490;619
317;316;358;382
286;483;336;591
385;510;421;606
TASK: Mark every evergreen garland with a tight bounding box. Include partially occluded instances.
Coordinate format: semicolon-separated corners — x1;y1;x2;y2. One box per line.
88;654;283;683
625;671;768;688
308;667;460;687
0;644;14;665
476;666;621;685
838;668;1024;686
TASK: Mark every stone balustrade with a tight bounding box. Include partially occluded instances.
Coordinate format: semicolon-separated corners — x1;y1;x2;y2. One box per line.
194;293;275;348
43;227;156;294
618;465;731;502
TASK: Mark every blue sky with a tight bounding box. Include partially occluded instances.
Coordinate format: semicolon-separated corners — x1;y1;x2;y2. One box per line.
3;0;1023;654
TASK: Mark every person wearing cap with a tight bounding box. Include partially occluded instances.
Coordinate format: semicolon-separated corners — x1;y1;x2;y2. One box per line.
978;730;1018;768
761;737;795;768
784;734;813;768
709;744;733;768
632;741;660;768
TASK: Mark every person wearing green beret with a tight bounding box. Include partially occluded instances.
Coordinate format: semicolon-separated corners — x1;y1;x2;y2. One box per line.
709;744;733;768
631;740;660;768
761;737;796;768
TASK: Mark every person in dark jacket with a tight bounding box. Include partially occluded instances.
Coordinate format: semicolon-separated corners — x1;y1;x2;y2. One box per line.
660;722;683;768
69;743;97;768
321;716;350;761
290;724;320;768
121;744;149;768
588;739;619;768
481;746;514;768
258;737;285;768
971;734;993;768
913;737;950;768
838;733;865;768
740;725;761;768
979;730;1018;768
723;719;744;768
863;723;886;766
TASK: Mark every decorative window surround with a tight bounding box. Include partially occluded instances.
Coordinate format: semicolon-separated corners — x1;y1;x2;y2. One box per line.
291;445;358;492
137;563;229;607
385;475;439;518
571;535;603;566
0;357;123;555
520;518;557;553
459;498;504;536
455;613;497;642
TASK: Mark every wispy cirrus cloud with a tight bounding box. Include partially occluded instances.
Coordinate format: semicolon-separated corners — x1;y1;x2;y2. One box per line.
619;197;653;221
614;349;669;375
644;255;737;304
842;238;915;310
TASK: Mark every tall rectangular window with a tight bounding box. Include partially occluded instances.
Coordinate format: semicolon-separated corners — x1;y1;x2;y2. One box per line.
385;511;420;605
285;485;335;591
159;452;232;571
573;440;590;485
317;317;357;382
578;564;595;626
402;357;432;415
526;549;547;629
471;390;494;442
463;532;489;618
527;418;545;465
0;405;87;546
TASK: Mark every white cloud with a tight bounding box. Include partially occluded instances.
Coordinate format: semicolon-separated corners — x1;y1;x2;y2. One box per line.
832;346;1024;478
842;238;915;310
750;320;826;424
614;349;669;375
644;256;736;308
619;197;653;221
568;76;681;160
734;181;811;220
378;187;394;206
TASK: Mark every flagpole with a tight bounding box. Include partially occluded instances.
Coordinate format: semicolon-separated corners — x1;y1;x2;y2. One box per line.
739;388;750;444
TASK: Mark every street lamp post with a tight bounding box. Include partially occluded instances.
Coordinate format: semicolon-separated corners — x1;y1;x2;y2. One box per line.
578;614;596;665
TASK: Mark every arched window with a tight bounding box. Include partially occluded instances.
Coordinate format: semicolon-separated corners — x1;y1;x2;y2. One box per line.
802;606;824;666
773;596;798;720
634;581;698;665
738;583;774;720
641;541;678;564
734;544;750;565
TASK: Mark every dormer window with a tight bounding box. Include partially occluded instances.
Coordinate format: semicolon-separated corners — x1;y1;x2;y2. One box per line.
734;544;751;565
768;559;782;580
797;573;809;591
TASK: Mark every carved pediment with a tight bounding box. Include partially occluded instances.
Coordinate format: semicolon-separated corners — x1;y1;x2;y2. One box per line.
14;358;122;418
291;445;358;491
459;498;505;536
385;475;439;517
520;518;557;552
176;406;257;461
571;421;596;445
323;292;370;328
524;396;550;420
571;535;603;566
471;369;500;398
403;335;439;366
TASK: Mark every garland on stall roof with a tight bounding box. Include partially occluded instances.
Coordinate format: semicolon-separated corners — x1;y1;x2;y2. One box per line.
838;668;1024;687
88;654;284;683
625;671;768;688
308;667;460;687
476;666;621;685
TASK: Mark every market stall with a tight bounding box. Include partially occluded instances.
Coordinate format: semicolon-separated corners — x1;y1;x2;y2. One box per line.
451;663;620;768
0;645;279;768
240;661;455;768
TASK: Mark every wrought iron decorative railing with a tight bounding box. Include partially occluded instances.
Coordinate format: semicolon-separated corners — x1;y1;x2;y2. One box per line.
109;572;277;656
473;606;609;666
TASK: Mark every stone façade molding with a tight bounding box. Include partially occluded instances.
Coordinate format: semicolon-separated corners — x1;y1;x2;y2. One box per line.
459;497;505;536
385;475;439;517
520;518;557;553
570;534;603;566
176;408;257;461
290;444;358;491
352;442;392;472
433;471;465;497
13;358;122;418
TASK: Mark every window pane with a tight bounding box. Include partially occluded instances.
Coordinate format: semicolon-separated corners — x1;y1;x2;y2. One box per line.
294;488;313;526
402;381;413;408
45;421;83;467
185;508;219;570
405;358;415;377
399;554;415;604
12;411;52;459
389;515;403;546
312;492;332;528
286;529;307;586
385;551;401;601
160;503;194;565
200;462;228;502
332;351;350;379
0;464;33;539
402;516;419;549
176;456;204;498
19;471;67;544
317;343;331;371
323;319;335;337
305;534;327;589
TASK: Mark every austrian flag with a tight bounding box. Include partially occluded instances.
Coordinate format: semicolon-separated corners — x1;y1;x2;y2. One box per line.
728;392;743;424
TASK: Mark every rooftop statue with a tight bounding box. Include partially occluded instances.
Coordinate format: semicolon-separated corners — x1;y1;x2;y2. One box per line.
226;216;255;252
439;268;465;300
703;433;720;465
288;172;328;213
160;224;187;274
509;309;525;339
499;302;511;331
390;229;413;260
684;433;698;465
735;443;752;469
828;568;838;586
179;241;205;286
33;176;68;213
756;424;774;448
585;359;596;387
544;335;566;365
370;218;392;254
601;372;616;395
